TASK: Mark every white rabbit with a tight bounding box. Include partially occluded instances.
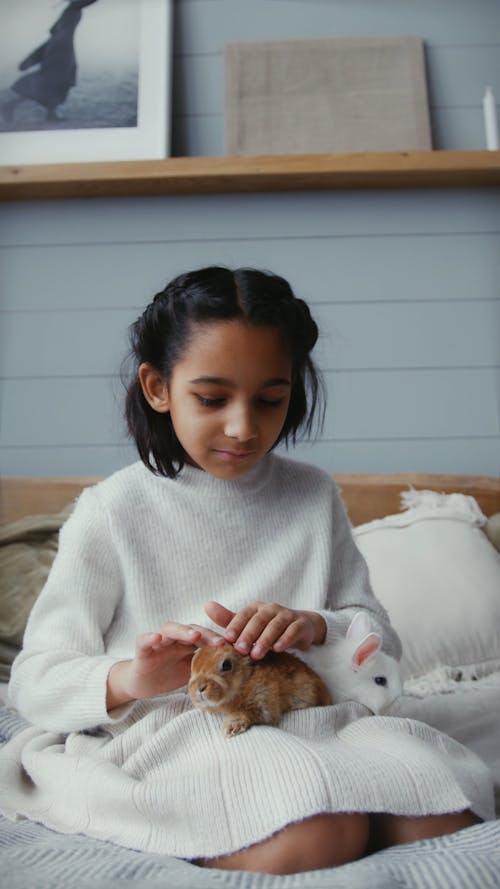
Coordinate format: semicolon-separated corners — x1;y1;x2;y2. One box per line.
301;611;402;714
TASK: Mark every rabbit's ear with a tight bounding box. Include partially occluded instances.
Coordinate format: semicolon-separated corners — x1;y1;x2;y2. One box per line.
346;611;372;642
352;633;382;669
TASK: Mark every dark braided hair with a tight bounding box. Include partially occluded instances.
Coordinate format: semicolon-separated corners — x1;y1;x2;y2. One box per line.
124;266;325;477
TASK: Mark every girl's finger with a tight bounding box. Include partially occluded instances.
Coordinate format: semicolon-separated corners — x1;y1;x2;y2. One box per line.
189;624;226;647
158;621;201;644
204;600;236;629
232;610;278;653
221;602;265;645
228;603;290;654
135;632;163;657
273;616;314;653
247;612;297;658
158;621;224;648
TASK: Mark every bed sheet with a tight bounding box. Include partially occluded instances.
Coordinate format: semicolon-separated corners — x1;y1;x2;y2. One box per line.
0;814;498;889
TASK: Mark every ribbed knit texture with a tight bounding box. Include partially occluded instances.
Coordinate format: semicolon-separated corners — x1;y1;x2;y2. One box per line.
1;709;499;889
0;456;494;858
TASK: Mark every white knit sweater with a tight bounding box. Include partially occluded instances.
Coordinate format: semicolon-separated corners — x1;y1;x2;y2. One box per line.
8;455;400;733
1;455;494;858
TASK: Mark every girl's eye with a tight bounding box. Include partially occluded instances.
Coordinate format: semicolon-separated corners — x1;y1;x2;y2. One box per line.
196;395;225;408
195;395;285;409
258;398;285;408
220;659;233;673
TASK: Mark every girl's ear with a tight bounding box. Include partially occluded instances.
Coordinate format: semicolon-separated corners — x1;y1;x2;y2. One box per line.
138;363;170;414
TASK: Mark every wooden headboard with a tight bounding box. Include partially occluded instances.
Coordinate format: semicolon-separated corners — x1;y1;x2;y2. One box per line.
1;473;499;527
335;473;500;526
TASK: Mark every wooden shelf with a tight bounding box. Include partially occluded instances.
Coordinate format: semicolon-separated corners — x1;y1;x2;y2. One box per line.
1;150;499;201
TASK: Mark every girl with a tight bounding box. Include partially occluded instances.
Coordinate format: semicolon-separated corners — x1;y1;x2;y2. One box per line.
0;267;493;875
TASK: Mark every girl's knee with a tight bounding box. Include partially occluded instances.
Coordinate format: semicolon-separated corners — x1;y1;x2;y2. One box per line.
371;809;480;850
198;812;370;874
315;812;370;866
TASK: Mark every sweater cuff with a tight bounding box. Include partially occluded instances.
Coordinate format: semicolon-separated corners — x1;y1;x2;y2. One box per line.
78;656;138;730
316;608;358;645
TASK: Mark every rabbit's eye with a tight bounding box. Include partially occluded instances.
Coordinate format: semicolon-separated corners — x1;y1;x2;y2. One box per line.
220;659;233;673
374;676;387;686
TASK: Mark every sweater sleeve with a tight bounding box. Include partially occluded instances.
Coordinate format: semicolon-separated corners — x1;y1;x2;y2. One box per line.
317;480;402;660
8;487;135;733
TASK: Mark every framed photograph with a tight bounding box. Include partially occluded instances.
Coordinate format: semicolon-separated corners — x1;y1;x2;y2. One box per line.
0;0;172;165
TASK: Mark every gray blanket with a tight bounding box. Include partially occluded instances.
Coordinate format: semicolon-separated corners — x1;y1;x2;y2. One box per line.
0;707;498;889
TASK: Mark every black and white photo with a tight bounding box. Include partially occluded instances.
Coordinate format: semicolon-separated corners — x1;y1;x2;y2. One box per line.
0;0;171;163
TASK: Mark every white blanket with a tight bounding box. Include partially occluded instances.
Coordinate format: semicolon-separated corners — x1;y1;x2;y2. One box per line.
393;671;500;814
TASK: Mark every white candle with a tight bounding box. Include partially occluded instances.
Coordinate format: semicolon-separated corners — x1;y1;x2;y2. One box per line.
483;86;499;150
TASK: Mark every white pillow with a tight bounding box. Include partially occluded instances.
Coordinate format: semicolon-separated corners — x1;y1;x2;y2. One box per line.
353;490;500;682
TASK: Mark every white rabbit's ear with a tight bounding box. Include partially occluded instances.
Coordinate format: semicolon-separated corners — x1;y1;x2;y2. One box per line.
346;611;372;642
352;633;382;669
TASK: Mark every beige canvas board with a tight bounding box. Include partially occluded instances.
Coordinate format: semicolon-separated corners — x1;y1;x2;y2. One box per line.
225;36;432;155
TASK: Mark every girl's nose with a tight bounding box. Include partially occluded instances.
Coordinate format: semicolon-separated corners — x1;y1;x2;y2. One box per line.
224;404;258;441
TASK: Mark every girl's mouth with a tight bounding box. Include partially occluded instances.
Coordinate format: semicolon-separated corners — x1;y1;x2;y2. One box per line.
214;449;256;462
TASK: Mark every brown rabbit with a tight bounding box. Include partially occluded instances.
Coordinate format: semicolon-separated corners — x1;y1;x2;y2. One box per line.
188;642;332;737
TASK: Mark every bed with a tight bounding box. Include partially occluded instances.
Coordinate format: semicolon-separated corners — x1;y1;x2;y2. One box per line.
1;471;499;888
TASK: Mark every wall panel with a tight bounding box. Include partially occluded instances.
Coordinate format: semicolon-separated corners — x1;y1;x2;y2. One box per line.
3;231;500;312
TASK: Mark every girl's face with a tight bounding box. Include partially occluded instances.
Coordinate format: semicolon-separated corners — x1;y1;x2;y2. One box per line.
143;320;292;479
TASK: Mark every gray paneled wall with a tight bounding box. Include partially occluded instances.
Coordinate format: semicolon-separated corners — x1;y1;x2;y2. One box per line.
1;0;499;478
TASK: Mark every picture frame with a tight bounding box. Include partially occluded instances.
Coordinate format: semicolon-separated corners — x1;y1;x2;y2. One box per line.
0;0;172;165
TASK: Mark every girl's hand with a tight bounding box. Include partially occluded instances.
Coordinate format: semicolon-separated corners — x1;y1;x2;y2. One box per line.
205;600;326;660
106;622;224;711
